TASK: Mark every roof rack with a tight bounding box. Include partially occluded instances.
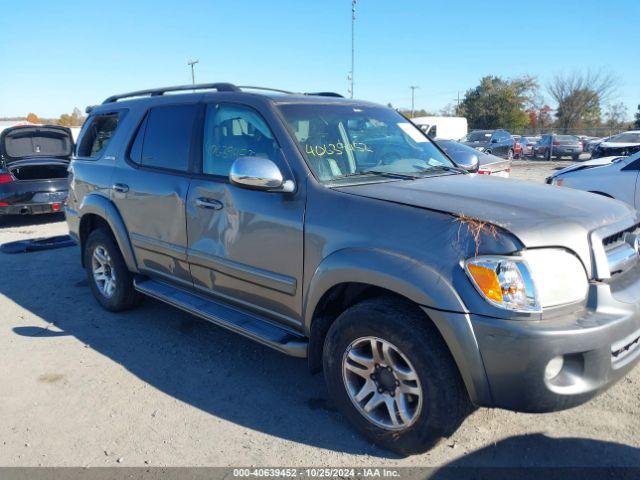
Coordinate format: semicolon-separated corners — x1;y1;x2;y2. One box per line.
102;83;240;104
237;85;294;94
304;92;344;98
99;82;344;106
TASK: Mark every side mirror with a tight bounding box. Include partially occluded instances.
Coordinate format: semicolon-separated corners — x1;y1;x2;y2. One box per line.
229;156;295;192
445;148;480;173
458;154;479;173
490;137;499;143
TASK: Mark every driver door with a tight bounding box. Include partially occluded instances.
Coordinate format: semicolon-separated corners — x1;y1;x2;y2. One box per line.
185;102;305;325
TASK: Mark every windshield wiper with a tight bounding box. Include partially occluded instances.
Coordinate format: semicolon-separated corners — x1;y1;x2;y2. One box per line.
336;169;420;180
414;164;467;175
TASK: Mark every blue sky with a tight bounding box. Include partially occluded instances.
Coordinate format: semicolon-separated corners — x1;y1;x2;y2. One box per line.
1;0;638;119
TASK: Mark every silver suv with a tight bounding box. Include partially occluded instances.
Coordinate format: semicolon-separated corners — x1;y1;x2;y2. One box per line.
66;83;640;455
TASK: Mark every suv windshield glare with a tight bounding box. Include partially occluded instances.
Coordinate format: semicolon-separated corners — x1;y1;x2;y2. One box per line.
278;104;456;183
462;131;492;142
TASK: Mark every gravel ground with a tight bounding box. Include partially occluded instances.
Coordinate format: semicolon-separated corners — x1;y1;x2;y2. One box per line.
0;162;638;468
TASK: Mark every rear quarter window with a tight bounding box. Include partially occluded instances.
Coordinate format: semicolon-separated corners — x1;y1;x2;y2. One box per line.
77;113;120;158
133;104;199;172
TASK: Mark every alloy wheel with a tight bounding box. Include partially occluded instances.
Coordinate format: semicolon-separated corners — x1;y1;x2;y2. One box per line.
342;336;423;430
91;245;117;298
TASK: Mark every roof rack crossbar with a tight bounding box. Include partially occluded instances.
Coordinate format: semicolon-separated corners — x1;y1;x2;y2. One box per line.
102;82;240;104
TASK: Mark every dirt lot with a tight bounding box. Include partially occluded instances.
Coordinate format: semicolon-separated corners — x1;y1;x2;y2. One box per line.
0;161;638;468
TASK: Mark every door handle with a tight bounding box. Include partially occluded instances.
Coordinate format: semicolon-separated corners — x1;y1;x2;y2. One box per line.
112;183;129;193
195;197;223;210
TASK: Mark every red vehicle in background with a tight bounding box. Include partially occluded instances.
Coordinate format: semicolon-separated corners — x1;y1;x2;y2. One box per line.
512;136;523;158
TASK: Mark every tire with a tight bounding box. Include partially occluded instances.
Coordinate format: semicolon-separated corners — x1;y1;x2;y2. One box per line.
484;149;491;155
507;149;514;160
572;154;579;162
323;297;471;455
84;228;141;312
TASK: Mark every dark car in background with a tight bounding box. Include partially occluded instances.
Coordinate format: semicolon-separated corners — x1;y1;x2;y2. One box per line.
437;139;511;177
0;125;72;216
591;131;640;159
460;129;514;159
520;135;540;157
534;134;583;160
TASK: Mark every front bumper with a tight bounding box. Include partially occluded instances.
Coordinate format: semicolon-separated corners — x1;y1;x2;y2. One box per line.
470;272;640;412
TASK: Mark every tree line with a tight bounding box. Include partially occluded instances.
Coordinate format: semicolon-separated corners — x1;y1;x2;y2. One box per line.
400;70;638;134
22;108;86;127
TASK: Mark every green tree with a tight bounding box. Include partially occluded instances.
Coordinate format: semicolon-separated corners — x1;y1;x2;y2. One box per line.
548;70;617;132
458;76;536;131
58;107;86;127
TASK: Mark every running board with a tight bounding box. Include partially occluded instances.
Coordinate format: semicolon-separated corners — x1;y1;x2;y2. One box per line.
133;277;308;358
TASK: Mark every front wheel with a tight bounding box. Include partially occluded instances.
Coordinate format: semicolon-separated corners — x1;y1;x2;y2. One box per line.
507;149;514;160
84;228;141;312
323;297;471;455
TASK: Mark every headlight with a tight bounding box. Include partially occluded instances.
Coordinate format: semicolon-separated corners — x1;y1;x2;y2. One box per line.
465;249;588;313
475;146;485;152
465;256;539;312
549;176;564;186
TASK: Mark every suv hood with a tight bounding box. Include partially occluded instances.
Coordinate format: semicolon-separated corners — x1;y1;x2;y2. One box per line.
336;175;636;274
0;125;73;163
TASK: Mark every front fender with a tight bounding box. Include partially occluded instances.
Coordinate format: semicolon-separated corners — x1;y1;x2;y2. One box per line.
304;247;492;405
77;194;138;273
304;247;468;331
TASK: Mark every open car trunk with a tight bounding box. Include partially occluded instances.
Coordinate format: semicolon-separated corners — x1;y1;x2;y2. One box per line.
1;125;73;181
7;159;69;181
1;125;73;163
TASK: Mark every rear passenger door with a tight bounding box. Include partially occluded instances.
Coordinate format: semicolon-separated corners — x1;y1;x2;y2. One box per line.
112;102;201;287
185;102;305;325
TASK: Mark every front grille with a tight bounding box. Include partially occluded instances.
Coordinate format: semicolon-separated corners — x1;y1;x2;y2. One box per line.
612;329;640;365
603;223;640;247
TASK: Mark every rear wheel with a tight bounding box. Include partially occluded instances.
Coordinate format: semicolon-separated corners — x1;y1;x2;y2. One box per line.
323;297;471;455
84;228;141;312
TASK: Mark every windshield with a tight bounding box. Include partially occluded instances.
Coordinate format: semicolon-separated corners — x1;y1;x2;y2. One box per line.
278;104;455;183
609;132;640;143
461;131;491;142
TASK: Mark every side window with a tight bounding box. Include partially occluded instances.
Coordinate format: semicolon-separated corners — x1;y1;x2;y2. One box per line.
202;103;278;177
139;104;198;172
77;113;120;158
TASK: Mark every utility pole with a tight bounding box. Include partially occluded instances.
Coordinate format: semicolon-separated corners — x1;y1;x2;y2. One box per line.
452;91;461;115
187;59;199;85
349;0;357;98
409;85;419;116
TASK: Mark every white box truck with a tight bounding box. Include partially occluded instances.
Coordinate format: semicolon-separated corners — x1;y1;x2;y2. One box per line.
410;116;468;141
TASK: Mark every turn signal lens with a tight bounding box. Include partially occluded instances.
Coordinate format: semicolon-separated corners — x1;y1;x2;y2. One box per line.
465;256;540;313
466;264;502;302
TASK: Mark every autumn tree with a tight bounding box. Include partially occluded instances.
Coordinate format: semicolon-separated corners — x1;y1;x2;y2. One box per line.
26;112;40;124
